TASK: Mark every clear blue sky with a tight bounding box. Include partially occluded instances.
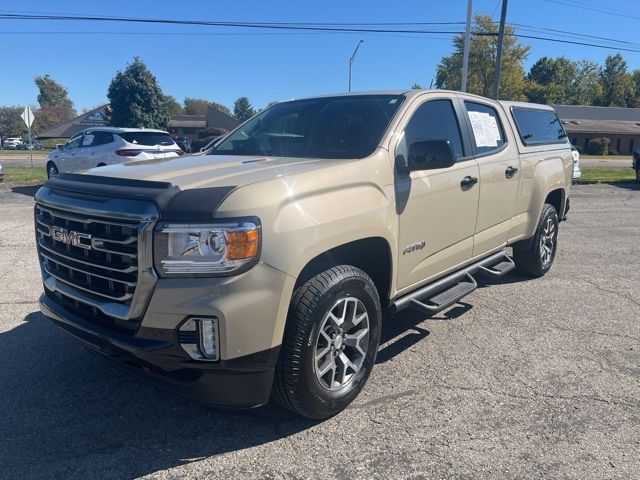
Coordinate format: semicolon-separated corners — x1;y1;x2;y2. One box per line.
1;0;639;112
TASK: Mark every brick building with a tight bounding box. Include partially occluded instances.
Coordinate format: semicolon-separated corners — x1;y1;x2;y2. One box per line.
555;105;640;154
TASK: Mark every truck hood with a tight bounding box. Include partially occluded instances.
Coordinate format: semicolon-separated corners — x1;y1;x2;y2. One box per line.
82;154;346;189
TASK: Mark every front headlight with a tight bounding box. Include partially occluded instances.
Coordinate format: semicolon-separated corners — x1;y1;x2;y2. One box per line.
153;218;261;277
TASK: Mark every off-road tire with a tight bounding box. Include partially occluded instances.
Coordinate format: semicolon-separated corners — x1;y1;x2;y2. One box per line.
513;203;559;277
272;265;381;419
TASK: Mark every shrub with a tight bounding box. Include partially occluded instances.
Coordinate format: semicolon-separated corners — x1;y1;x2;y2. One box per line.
586;137;610;155
607;149;619;155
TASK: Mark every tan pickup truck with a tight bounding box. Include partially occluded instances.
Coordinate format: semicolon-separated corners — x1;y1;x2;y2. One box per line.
35;90;572;419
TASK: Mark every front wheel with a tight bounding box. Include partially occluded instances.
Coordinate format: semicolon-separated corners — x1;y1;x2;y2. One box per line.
635;168;640;183
513;204;559;277
272;265;381;419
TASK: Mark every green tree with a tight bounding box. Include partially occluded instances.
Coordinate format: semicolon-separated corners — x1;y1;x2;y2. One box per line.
107;57;169;129
165;95;184;115
233;97;256;122
526;57;578;104
0;106;27;140
599;54;635;107
571;60;602;106
183;97;210;116
411;83;424;89
435;15;530;100
183;98;231;116
33;74;76;133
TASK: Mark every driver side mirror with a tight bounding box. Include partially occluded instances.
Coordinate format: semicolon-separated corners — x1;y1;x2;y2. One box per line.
56;144;64;150
408;139;456;171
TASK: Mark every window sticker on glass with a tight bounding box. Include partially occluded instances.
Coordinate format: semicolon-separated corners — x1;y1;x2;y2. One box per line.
468;111;500;147
82;134;94;146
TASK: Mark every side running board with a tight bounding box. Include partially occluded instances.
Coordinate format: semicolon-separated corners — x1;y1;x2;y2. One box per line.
390;251;514;316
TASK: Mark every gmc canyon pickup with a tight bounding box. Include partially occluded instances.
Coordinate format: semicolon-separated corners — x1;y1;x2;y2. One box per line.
35;90;572;419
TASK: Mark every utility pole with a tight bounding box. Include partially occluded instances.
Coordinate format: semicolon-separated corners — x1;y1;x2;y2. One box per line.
348;40;364;92
492;0;509;99
461;0;473;92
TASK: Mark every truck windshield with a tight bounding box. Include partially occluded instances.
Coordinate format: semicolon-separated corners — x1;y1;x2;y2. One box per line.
212;95;404;159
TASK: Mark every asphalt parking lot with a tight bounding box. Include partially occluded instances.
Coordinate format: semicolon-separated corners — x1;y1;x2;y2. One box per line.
1;183;638;479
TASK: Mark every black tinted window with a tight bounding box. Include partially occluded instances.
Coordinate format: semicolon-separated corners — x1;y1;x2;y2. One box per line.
512;108;567;145
213;95;404;159
82;131;114;147
119;132;175;146
404;99;464;159
465;101;506;154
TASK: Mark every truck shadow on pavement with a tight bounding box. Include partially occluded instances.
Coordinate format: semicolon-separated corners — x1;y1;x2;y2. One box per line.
1;311;318;479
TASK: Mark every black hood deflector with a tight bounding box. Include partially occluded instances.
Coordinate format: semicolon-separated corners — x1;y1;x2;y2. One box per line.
42;173;237;221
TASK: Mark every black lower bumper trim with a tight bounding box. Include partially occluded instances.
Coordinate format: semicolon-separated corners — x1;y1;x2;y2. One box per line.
40;293;279;408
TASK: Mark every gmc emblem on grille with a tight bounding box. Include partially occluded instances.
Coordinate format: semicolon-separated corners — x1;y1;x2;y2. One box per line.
51;226;92;250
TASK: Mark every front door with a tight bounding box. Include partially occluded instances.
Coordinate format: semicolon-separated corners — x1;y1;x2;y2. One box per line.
395;97;480;292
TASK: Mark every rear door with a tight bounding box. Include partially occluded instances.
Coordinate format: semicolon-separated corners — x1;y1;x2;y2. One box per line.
395;96;480;291
461;100;520;256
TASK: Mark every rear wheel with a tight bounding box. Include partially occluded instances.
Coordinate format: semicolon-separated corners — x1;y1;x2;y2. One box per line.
272;265;381;419
46;162;59;179
513;204;559;277
636;168;640;183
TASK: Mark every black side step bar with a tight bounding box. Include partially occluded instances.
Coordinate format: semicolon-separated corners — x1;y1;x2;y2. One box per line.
390;251;514;315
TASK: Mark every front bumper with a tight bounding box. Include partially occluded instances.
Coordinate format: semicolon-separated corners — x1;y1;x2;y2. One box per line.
40;292;280;408
39;260;295;408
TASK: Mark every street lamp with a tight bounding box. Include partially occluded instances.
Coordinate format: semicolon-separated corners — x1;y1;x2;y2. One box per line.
348;40;364;92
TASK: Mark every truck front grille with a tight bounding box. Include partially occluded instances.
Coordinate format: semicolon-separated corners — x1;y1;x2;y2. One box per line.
35;193;158;331
36;205;139;303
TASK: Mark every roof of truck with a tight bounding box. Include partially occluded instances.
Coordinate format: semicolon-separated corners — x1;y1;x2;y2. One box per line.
289;90;557;111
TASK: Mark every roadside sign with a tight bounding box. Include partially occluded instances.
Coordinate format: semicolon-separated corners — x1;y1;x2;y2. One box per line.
20;106;35;167
21;106;34;128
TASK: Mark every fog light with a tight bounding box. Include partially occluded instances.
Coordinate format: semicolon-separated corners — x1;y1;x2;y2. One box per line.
199;319;218;359
178;317;219;361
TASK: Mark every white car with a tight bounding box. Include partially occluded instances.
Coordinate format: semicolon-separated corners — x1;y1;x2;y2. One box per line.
3;137;22;149
571;146;581;183
46;127;184;178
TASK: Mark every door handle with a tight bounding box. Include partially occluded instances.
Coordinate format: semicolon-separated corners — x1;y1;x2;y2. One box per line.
460;176;478;188
505;166;519;178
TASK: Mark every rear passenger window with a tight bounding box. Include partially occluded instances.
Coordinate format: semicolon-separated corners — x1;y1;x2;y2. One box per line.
403;99;464;159
91;131;114;146
511;108;567;145
465;101;506;154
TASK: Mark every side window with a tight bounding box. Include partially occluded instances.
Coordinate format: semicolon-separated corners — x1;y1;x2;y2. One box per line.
82;132;95;147
91;131;114;147
464;101;506;154
403;99;464;159
65;135;83;150
511;108;567;145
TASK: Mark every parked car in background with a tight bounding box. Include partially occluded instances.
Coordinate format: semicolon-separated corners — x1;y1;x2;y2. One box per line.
16;139;45;150
45;127;184;178
2;137;22;149
571;145;581;183
633;148;640;183
0;163;4;182
173;136;191;153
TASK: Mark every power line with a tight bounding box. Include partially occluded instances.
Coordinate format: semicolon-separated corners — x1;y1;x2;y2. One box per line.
1;12;640;53
545;0;640;20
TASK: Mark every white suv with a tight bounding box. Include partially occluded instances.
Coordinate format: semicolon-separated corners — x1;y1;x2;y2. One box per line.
46;127;183;178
